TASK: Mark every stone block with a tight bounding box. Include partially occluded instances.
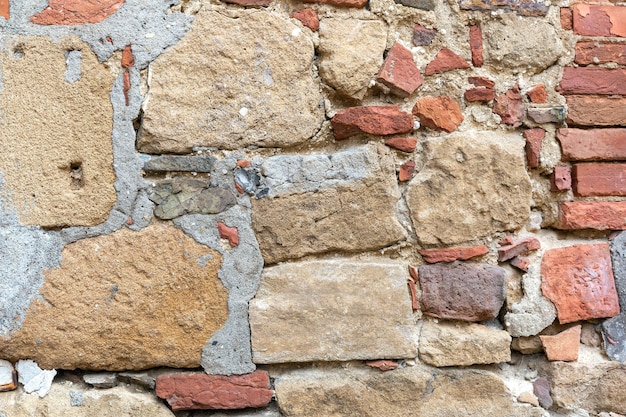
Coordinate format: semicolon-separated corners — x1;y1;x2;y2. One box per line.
149;179;236;220
0;359;16;392
249;260;417;363
527;84;547;103
143;155;215;172
394;0;435;9
464;87;494;102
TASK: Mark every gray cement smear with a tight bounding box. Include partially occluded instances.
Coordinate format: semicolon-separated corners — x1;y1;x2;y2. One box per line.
175;157;264;376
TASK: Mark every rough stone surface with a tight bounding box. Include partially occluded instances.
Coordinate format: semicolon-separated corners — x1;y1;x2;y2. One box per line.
458;0;548;16
419;245;488;263
527;107;566;124
149;179;237;220
331;106;414;139
0;36;116;227
512;336;543;354
566;96;626;126
249;260;417;363
155;372;273;411
419;262;506;322
413;24;436;46
424;48;470;76
533;377;553;409
138;10;324;152
251;144;406;264
318;18;386;99
394;0;434;9
143;155;215;172
412;96;463;132
31;0;125;25
541;244;620;324
493;84;524;127
419;320;511;367
540;325;581;361
406;132;531;246
0;224;228;370
558;202;626;230
558;128;626;161
83;373;118;389
274;365;542;417
376;42;423;97
601;314;626;364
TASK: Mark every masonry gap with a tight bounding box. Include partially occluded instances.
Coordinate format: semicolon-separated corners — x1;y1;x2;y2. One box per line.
69;161;84;190
12;45;23;59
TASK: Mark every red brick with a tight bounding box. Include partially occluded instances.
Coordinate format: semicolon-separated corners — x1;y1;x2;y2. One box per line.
236;159;252;168
419;245;489;263
557;128;626;161
540;325;581;361
31;0;125;25
566;96;626;127
523;128;544;169
573;163;626;196
510;256;530;272
366;360;399;371
527;84;547;103
498;237;540;262
398;161;415;182
290;8;319;31
541;244;620;323
0;0;8;19
499;235;515;246
331;106;414;140
575;41;626;66
121;45;134;68
217;222;239;247
468;76;494;88
572;4;626;37
302;0;366;7
377;43;423;97
424;48;470;76
123;70;130;106
469;25;483;67
561;7;573;30
413;24;436;46
464;88;494;102
385;137;417;153
412;96;463;133
551;166;572;191
559;67;626;96
156;372;273;411
493;84;524;127
458;0;548;16
557;201;626;230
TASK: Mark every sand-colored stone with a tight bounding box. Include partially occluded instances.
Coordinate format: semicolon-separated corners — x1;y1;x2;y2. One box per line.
406;131;531;246
540;325;581;361
138;10;324;152
0;224;228;370
273;365;543;417
419;320;511;367
318;18;386;99
249;260;417;363
0;36;115;227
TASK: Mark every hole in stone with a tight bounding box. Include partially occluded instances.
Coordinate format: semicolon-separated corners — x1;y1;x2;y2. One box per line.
70;161;84;190
64;50;82;84
12;45;24;59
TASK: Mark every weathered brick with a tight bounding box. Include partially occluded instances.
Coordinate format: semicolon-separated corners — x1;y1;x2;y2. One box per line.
523;128;544;169
332;106;414;140
217;222;239;247
376;43;423;97
527;107;566;124
412;96;463;132
510;256;531;272
31;0;125;25
561;7;573;30
425;48;470;76
573;163;626;196
398;161;415;182
551;166;572;191
0;0;8;19
290;8;319;31
493;84;524;127
540;325;581;362
498;237;540;262
366;360;399;371
541;244;620;323
576;41;626;66
385;137;417;153
121;45;134;68
458;0;548;16
468;76;494;88
556;128;626;161
572;4;626;37
464;87;494;102
419;245;488;263
566;96;626;127
413;24;436;46
469;25;483;67
558;201;626;230
302;0;366;7
559;67;626;95
155;372;273;411
527;84;547;103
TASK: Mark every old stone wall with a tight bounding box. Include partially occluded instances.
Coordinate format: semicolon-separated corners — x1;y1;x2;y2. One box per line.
1;0;626;416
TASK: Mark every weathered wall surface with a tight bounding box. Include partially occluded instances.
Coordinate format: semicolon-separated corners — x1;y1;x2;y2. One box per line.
1;0;626;416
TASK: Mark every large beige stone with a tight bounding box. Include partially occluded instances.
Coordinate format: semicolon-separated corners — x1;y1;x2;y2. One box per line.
419;320;511;367
249;259;417;364
406;132;531;246
0;383;174;417
0;36;115;227
318;18;387;99
251;144;406;264
138;9;324;152
273;365;543;417
0;223;228;370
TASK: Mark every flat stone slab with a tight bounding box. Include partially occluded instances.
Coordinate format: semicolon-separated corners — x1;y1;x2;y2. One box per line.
249;259;417;363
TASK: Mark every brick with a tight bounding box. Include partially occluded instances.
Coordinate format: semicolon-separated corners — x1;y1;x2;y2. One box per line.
558;201;626;230
566;96;626;127
534;377;553;409
413;24;436;46
551;166;572;191
290;8;319;31
573;163;626;196
121;45;134;68
366;360;399;371
123;70;130;106
424;48;470;76
464;87;494;102
469;25;483;67
302;0;366;7
527;84;547;103
419;245;488;263
523;128;544;168
468;76;494;88
493;84;524;127
559;67;626;96
31;0;125;25
376;42;423;97
412;96;463;133
398;161;415;182
384;137;417;153
155;372;273;411
217;222;239;247
498;237;540;262
576;41;626;66
0;0;8;19
419;262;506;322
541;244;620;323
458;0;548;16
540;325;581;362
561;7;573;30
527;107;566;124
510;256;530;272
572;4;626;37
332;106;414;140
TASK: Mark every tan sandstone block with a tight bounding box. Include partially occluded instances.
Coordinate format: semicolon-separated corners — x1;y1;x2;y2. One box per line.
0;223;228;370
0;36;116;227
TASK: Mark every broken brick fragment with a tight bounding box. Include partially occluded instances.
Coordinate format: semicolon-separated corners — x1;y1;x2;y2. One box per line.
413;24;436;46
398;161;415;182
468;77;494;88
469;25;483;67
377;42;423;97
217;222;239;247
290;8;319;31
419;245;489;263
523;128;544;169
493;84;524;127
331;106;414;140
464;88;494;102
122;45;134;68
425;48;470;76
366;360;399;371
0;0;8;20
413;96;463;133
123;70;130;106
31;0;125;25
540;325;581;361
385;137;417;153
236;159;252;168
527;84;547;103
551;166;572;191
510;256;530;272
560;7;573;30
498;237;540;262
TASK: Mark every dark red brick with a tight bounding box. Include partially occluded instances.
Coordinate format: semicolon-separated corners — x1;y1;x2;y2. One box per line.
290;8;319;31
575;41;626;66
385;137;417;153
458;0;548;16
493;84;524;127
527;84;547;103
468;76;494;88
523;128;544;169
217;222;239;247
566;96;626;127
123;70;130;106
377;42;423;97
302;0;366;7
413;24;436;46
413;96;463;133
31;0;125;25
331;106;414;140
419;245;489;263
557;201;626;230
469;25;483;67
572;4;626;37
557;128;626;161
464;88;494;102
510;256;530;272
121;45;134;68
155;371;273;411
559;67;626;96
573;163;626;196
0;0;8;19
561;7;573;30
424;48;470;76
498;237;540;262
551;166;572;191
398;161;415;182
